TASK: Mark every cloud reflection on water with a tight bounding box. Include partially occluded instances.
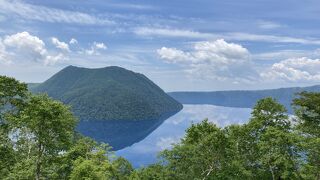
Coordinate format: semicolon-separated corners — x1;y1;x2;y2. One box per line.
116;104;252;167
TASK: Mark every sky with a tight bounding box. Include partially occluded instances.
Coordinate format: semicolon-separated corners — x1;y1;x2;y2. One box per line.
1;0;320;91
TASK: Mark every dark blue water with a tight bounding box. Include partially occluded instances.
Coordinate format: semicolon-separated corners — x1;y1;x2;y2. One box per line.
115;104;252;168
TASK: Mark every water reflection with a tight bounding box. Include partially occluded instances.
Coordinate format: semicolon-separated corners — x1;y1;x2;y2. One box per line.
116;104;252;167
77;112;179;151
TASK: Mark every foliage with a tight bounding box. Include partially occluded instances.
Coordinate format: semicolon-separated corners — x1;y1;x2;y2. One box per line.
129;164;172;180
5;94;77;179
0;76;28;177
293;92;320;179
31;65;182;121
152;98;304;180
2;75;320;179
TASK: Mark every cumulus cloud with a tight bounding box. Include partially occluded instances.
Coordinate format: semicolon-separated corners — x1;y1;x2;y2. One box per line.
69;38;78;44
51;37;70;52
85;42;107;55
157;39;255;81
261;57;320;82
3;31;47;62
44;53;67;66
0;32;66;65
157;47;190;63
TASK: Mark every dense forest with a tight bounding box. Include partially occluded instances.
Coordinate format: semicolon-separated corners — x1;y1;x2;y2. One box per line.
30;66;182;121
1;75;320;179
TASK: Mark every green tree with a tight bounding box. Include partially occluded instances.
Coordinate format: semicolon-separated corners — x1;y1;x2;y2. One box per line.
0;76;28;177
246;97;301;179
293;92;320;179
130;164;171;180
159;120;250;180
8;94;77;180
293;92;320;137
111;157;134;180
69;140;113;180
0;75;28;115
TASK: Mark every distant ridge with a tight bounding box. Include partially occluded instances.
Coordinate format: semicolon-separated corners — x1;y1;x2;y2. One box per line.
31;65;182;121
169;85;320;113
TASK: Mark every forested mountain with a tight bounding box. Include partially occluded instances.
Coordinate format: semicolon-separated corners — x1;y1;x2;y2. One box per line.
30;66;182;121
169;85;320;113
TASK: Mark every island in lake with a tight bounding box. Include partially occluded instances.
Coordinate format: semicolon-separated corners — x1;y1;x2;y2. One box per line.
30;65;182;150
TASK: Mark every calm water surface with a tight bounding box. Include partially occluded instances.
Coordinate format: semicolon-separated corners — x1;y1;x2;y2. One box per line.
116;104;252;168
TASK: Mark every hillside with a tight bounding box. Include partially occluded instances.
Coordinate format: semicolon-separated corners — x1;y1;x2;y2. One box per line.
169;85;320;113
31;66;182;121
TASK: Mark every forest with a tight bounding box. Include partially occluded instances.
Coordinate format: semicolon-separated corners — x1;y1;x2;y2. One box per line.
30;66;182;121
1;75;320;180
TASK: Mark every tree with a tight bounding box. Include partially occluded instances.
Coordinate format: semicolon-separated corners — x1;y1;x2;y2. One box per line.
159;119;250;180
8;94;77;180
293;92;320;179
0;76;28;177
0;76;137;179
130;164;171;180
111;157;134;179
153;98;302;180
246;97;301;179
293;92;320;137
69;139;113;180
0;75;28;114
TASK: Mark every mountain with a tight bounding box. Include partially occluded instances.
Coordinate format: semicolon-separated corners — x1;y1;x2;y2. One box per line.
169;85;320;113
31;65;182;121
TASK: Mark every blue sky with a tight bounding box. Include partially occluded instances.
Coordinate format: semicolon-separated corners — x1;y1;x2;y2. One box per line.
1;0;320;91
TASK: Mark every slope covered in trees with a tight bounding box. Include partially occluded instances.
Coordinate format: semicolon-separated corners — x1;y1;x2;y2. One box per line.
169;85;320;113
2;75;320;179
135;93;320;179
30;66;182;121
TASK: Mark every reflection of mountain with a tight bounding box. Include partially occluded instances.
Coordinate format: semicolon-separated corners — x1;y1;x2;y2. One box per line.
29;66;183;150
169;85;320;113
77;112;177;150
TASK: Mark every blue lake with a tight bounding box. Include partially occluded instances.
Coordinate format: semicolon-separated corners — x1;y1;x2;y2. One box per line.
115;104;252;168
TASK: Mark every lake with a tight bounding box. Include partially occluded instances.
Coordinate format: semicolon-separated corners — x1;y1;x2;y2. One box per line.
115;104;252;168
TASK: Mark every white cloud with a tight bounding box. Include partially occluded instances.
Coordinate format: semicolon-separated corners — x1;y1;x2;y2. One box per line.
225;32;320;45
3;31;47;62
135;27;320;45
44;53;67;66
1;32;65;65
51;37;70;52
85;42;107;55
107;3;156;10
69;38;78;44
157;47;190;63
156;137;181;150
0;0;114;25
95;42;107;49
157;39;255;81
0;38;10;64
134;27;216;39
253;49;320;61
258;21;283;29
261;57;320;82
